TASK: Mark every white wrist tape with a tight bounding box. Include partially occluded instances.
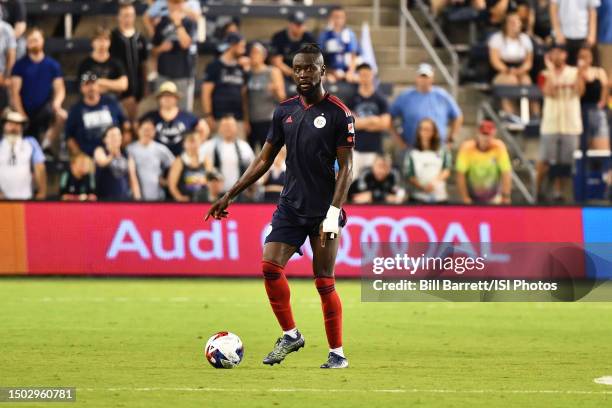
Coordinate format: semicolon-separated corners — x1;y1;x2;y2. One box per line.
326;205;341;220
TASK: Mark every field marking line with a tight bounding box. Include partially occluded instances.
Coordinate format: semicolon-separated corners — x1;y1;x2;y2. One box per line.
79;387;612;395
594;376;612;385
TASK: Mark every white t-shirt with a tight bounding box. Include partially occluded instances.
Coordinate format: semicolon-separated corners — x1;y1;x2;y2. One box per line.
405;148;452;203
540;66;583;135
199;137;255;191
488;32;533;64
552;0;601;39
0;136;45;199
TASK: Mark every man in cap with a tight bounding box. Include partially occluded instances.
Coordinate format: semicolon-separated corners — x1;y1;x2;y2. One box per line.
536;42;585;202
270;11;316;80
66;71;125;157
390;62;463;148
455;119;512;204
141;80;209;155
202;32;247;132
0;108;46;199
151;0;197;111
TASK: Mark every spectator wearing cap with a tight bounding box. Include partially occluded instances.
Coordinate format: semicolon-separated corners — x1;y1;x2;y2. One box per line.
317;6;359;82
127;117;175;201
348;154;405;204
270;11;316;80
199;115;254;193
78;26;129;98
66;71;125;157
404;118;452;203
550;0;600;65
0;17;15;111
536;42;585;201
598;0;612;93
141;81;209;156
456;120;512;204
59;153;97;201
110;1;149;125
488;13;537;122
349;63;391;177
390;63;463;148
10;28;66;155
245;42;286;151
0;109;46;200
152;0;198;111
202;33;247;132
94;125;141;201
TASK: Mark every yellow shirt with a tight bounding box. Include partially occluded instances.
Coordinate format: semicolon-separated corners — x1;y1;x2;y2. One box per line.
456;139;511;202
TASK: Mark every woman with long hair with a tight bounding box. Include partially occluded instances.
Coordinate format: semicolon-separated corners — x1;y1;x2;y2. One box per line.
404;118;452;203
488;12;535;122
577;46;610;150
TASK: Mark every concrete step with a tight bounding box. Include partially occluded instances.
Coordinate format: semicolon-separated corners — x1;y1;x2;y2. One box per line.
378;64;448;85
316;0;398;7
375;46;450;65
344;6;399;26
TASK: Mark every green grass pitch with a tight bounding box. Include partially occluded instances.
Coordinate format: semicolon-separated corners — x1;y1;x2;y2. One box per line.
2;278;612;407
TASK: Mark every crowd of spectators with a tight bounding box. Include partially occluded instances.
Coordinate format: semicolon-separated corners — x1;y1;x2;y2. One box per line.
435;0;611;201
0;0;610;205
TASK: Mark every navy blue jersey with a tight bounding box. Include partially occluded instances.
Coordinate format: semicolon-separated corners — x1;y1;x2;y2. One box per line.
266;93;355;218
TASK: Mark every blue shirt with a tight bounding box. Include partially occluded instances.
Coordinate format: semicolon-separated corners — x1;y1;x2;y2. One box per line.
317;28;359;72
390;87;461;145
142;109;199;156
266;93;355;217
66;95;125;156
11;55;62;114
599;0;612;44
96;148;131;201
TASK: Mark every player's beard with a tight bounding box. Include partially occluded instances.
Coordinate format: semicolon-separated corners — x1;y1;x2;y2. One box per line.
296;79;321;98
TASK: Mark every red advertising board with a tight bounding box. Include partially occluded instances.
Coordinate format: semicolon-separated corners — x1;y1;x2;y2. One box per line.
23;203;584;277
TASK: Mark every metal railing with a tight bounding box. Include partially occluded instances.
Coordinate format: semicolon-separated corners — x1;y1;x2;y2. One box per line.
399;0;459;97
480;102;536;204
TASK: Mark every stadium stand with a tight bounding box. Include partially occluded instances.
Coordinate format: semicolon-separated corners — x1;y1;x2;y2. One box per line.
0;0;610;205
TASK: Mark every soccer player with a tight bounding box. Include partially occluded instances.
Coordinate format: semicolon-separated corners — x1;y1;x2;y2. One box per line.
206;44;354;369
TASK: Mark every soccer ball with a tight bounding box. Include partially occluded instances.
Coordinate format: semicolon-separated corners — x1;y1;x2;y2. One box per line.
204;331;244;369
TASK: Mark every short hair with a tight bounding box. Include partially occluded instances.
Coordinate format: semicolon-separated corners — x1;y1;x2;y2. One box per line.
93;26;111;40
374;153;392;164
118;0;135;11
295;43;323;59
356;63;372;72
26;27;44;39
138;116;156;127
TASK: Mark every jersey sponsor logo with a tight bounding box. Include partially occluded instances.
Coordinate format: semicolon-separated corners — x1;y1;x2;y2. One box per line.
348;123;354;134
313;115;326;129
285;115;293;124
